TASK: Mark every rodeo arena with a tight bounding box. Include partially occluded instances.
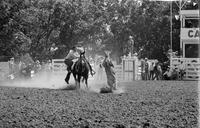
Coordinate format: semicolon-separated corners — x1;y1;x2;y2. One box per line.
0;1;199;128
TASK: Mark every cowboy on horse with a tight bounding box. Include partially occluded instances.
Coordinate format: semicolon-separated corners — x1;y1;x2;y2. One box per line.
64;45;95;84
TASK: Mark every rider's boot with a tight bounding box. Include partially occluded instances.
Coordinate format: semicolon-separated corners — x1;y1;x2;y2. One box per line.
90;70;96;76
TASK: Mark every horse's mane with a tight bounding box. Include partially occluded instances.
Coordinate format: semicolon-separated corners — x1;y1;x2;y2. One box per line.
80;51;85;56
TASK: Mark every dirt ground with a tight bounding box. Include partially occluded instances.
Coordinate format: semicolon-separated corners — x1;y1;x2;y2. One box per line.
0;80;198;128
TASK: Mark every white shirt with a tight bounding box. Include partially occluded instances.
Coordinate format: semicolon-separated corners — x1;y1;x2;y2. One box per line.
76;47;84;54
150;64;154;71
179;63;185;70
65;50;79;60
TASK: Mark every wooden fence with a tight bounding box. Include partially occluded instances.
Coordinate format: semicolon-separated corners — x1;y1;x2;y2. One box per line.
171;58;200;80
0;62;9;80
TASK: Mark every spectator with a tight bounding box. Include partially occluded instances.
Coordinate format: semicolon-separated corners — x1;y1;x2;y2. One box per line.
141;59;145;80
163;67;171;80
34;60;42;73
47;60;52;71
149;62;154;80
144;58;149;80
179;61;185;80
8;57;15;75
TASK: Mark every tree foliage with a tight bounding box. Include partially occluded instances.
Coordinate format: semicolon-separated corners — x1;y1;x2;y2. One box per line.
0;0;198;62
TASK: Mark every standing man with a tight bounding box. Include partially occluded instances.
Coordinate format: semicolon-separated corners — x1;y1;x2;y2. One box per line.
102;52;117;90
149;62;154;80
8;57;15;75
144;58;149;80
179;61;185;80
141;59;145;80
34;60;42;73
47;60;52;71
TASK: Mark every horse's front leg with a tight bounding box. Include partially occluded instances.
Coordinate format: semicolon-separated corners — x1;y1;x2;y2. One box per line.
72;73;77;87
77;75;81;89
84;75;88;89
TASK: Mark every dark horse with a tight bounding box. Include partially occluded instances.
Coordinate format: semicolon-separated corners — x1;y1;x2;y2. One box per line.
72;52;90;89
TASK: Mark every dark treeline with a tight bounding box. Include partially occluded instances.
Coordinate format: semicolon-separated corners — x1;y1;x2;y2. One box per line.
0;0;198;62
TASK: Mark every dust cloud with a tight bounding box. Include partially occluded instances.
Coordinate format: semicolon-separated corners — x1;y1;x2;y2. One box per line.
1;71;68;89
1;71;125;94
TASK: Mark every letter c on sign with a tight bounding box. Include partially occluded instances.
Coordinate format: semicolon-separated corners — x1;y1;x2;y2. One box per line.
188;30;193;38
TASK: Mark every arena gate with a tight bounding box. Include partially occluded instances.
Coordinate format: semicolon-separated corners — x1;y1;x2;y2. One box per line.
114;56;140;81
0;62;9;80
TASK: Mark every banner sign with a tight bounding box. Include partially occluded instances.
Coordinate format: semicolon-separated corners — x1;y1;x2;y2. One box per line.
181;28;200;40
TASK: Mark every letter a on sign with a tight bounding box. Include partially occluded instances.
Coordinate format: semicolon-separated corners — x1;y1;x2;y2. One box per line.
194;30;199;38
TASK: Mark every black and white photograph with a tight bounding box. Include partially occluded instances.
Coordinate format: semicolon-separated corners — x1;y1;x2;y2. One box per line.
0;0;199;127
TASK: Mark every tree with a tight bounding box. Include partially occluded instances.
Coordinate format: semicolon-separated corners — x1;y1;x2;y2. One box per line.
0;0;198;62
0;0;30;60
